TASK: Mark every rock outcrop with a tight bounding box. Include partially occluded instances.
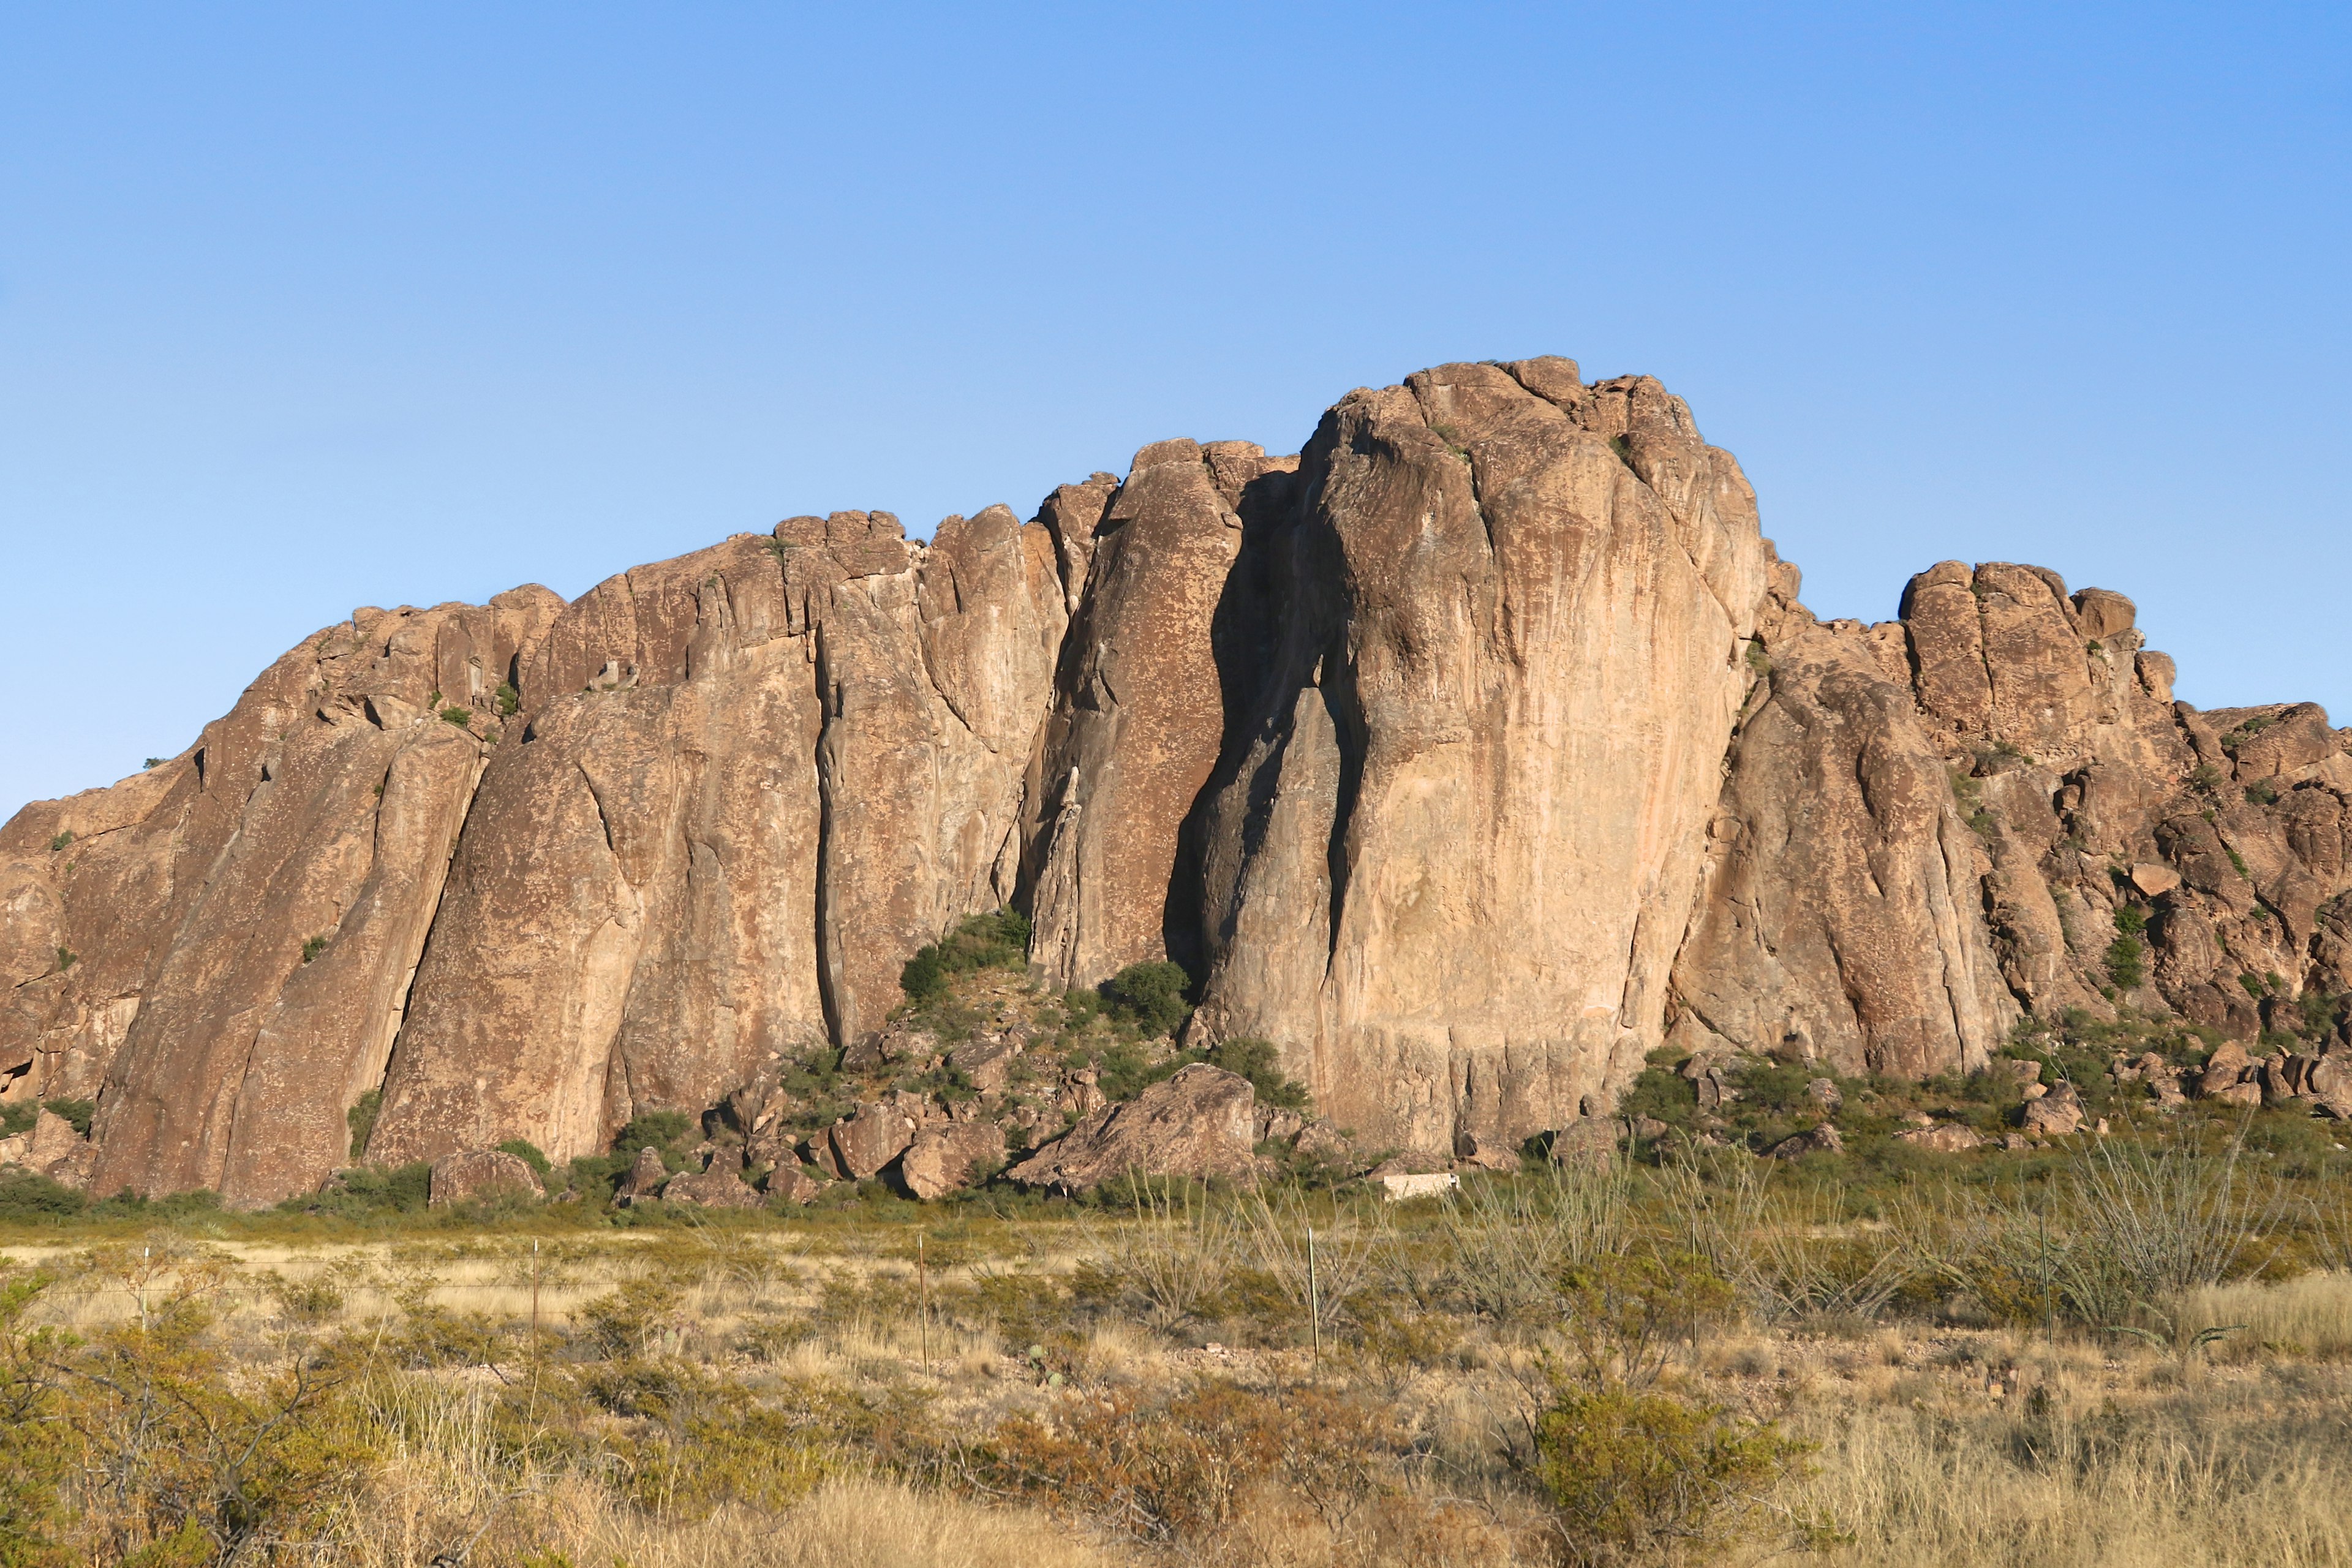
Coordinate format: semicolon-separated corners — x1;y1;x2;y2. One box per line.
1006;1063;1261;1194
13;353;2352;1204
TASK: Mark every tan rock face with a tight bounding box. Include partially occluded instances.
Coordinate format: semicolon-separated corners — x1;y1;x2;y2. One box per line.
1186;360;1770;1155
28;593;562;1208
1670;608;2014;1077
19;354;2352;1202
427;1148;543;1207
900;1118;1005;1200
368;509;1064;1169
1027;440;1285;988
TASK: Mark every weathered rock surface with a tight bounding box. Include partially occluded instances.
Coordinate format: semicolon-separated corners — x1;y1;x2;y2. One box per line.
2019;1080;2086;1136
17;354;2352;1202
612;1145;670;1205
662;1159;763;1208
1179;361;1771;1156
1006;1063;1259;1193
426;1148;543;1207
829;1101;918;1182
899;1118;1005;1200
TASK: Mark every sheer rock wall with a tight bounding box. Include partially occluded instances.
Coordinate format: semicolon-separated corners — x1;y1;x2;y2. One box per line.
8;356;2348;1202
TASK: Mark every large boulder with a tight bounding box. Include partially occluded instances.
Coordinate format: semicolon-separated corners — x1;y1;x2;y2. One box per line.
829;1102;918;1182
2019;1080;2086;1136
1008;1064;1260;1194
426;1148;543;1207
662;1159;762;1208
899;1118;1006;1200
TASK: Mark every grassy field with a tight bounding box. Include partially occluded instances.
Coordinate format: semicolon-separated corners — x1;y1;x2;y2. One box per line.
5;1105;2352;1568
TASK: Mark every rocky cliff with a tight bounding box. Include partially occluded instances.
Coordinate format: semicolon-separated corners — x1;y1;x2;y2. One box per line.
7;355;2349;1204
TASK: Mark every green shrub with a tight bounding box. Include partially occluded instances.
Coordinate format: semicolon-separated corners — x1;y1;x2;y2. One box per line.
346;1090;382;1158
51;948;73;973
1205;1037;1311;1110
1098;961;1194;1039
0;1104;34;1139
2247;779;2280;806
2106;935;2146;990
144;756;166;769
47;832;71;853
439;706;473;726
496;680;521;717
1536;1384;1809;1566
0;1169;88;1222
899;908;1031;1000
2115;905;2146;936
39;1101;92;1138
612;1109;698;1172
300;935;329;964
497;1138;554;1180
1618;1066;1697;1133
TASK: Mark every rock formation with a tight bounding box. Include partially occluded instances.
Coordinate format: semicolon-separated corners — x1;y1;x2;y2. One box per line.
9;353;2352;1205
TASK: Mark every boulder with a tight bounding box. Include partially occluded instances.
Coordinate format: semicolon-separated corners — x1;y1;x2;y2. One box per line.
829;1102;918;1181
2130;862;2182;897
612;1145;671;1205
2307;1055;2352;1118
1766;1123;1844;1159
899;1119;1005;1200
1007;1064;1260;1194
1804;1077;1844;1114
948;1036;1020;1097
662;1160;762;1208
1894;1122;1985;1153
2198;1041;2256;1100
2019;1081;2084;1136
763;1162;824;1204
1548;1117;1621;1171
426;1148;543;1207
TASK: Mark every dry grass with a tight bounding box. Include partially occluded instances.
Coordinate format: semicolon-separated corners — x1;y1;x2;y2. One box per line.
9;1170;2352;1568
2187;1270;2352;1362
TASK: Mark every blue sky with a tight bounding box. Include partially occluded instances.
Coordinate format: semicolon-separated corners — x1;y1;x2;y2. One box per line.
2;2;2347;817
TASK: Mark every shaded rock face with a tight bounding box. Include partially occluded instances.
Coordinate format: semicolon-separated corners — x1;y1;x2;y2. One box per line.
17;354;2352;1204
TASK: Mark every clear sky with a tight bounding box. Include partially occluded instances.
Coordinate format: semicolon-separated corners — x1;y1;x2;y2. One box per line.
2;3;2347;819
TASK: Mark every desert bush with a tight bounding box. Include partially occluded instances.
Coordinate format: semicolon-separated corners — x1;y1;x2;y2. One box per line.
0;1171;86;1224
1535;1381;1809;1568
900;909;1031;1001
1240;1188;1379;1346
1097;962;1194;1039
2056;1126;2288;1328
1657;1152;1913;1322
984;1380;1398;1546
1205;1036;1311;1110
344;1089;381;1158
1434;1159;1632;1324
1078;1176;1235;1331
